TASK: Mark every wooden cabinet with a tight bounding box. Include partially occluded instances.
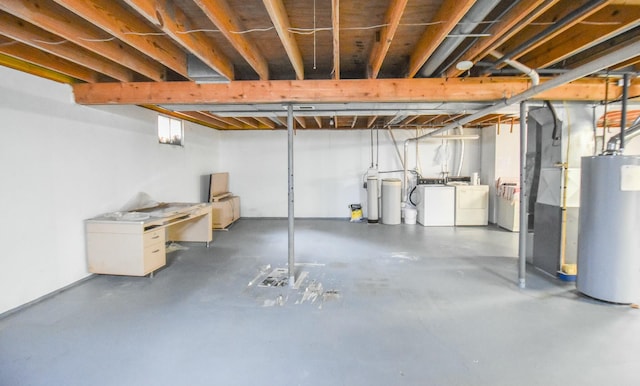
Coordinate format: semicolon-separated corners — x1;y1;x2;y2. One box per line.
86;203;212;276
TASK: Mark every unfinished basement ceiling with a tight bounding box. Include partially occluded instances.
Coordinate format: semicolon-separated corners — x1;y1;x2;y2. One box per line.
0;0;639;130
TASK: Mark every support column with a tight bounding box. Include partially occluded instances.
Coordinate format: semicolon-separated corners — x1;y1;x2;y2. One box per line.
287;104;295;286
518;101;528;289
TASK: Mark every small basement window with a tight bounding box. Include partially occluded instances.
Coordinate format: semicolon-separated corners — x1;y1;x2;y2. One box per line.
158;115;184;146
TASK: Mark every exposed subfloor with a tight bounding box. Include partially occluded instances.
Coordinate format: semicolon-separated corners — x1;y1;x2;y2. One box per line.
1;219;639;386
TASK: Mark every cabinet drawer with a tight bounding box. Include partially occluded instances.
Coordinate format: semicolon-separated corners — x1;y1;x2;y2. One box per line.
143;243;166;274
144;228;165;245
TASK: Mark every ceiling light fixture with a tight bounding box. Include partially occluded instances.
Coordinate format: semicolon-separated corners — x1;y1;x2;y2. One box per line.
456;60;474;71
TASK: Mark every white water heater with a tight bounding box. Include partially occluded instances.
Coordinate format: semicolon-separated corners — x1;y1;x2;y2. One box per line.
577;155;640;303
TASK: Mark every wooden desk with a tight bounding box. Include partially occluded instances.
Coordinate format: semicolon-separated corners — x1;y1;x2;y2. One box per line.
85;203;212;276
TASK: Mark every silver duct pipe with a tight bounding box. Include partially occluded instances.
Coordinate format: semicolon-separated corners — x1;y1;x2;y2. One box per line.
620;73;630;152
605;117;640;154
419;0;502;77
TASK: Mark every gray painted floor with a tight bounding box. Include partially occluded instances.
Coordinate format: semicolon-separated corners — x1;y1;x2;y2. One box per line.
1;219;639;386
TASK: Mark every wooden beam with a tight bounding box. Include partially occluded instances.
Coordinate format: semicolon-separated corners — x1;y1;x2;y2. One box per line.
611;56;640;71
350;116;358;129
368;0;408;79
564;29;640;69
262;0;304;80
203;114;245;129
0;38;100;83
496;0;611;63
193;112;233;129
233;117;260;129
124;0;234;80
444;0;556;78
0;0;165;81
72;77;625;105
519;5;640;69
0;11;133;81
192;0;267;80
296;116;308;128
0;51;76;83
143;107;228;130
407;0;476;78
314;116;323;128
332;0;340;79
51;0;188;77
366;116;378;128
254;117;276;129
275;116;287;127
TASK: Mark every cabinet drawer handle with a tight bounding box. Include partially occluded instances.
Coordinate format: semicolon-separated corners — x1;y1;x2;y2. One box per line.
151;235;160;239
152;249;160;253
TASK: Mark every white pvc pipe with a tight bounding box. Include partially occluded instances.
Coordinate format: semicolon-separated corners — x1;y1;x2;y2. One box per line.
490;50;540;87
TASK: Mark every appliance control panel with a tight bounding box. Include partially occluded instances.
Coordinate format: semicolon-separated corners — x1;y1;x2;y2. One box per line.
417;178;446;185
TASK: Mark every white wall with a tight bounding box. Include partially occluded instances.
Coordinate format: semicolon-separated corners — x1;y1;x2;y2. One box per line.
481;124;521;223
219;128;483;218
0;67;219;314
0;67;486;314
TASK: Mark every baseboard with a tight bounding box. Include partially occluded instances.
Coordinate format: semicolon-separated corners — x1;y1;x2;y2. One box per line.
0;274;96;320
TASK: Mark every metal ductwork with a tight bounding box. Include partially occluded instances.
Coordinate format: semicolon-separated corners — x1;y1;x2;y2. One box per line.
419;0;503;78
187;54;230;83
605;117;640;155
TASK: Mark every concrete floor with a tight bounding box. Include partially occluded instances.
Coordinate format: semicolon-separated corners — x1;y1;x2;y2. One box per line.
1;219;639;386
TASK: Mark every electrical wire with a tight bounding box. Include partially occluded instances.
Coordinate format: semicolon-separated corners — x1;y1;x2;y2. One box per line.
15;18;622;47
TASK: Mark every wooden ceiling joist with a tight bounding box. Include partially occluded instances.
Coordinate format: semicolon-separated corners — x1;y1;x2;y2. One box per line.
332;0;340;80
495;0;612;65
72;77;626;105
254;117;276;129
367;0;408;79
262;0;304;80
143;106;227;130
0;0;165;81
51;0;189;78
0;51;76;83
0;38;99;83
565;31;640;69
295;116;307;129
193;0;267;80
407;0;476;78
444;0;556;78
0;11;133;82
366;116;378;129
124;0;235;81
203;114;246;129
518;4;640;70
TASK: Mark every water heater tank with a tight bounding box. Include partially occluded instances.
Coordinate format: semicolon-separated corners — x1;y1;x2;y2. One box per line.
381;179;401;225
577;155;640;303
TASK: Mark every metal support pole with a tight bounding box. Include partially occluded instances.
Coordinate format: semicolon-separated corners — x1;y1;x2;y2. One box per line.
620;73;629;152
287;104;295;287
518;101;528;289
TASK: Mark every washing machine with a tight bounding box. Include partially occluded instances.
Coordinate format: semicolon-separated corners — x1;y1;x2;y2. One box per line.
414;184;455;226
